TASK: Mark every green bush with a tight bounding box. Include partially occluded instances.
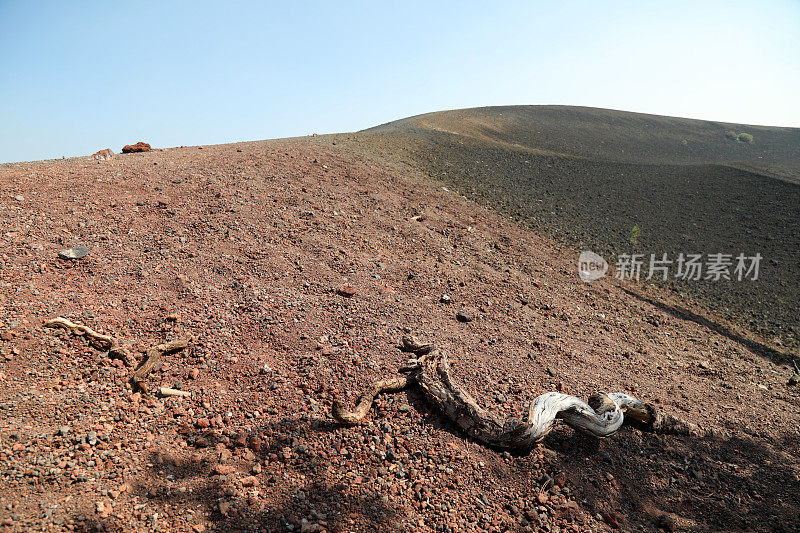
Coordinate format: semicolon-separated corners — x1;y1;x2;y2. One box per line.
628;225;641;246
725;130;754;143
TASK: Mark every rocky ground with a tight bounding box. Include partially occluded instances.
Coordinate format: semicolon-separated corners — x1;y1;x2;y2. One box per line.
347;106;800;349
0;138;798;532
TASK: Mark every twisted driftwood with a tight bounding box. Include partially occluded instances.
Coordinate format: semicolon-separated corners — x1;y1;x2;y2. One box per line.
44;317;190;392
332;336;712;449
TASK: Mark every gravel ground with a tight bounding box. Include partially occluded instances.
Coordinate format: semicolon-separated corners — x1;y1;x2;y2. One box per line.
340;106;800;350
0;138;798;532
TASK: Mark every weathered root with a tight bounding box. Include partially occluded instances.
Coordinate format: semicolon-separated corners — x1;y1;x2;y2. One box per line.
44;317;115;350
332;376;409;425
132;338;190;389
331;335;715;449
44;317;190;392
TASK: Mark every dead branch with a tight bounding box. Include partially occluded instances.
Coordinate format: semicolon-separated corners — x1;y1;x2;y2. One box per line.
331;335;714;449
44;316;190;392
44;317;115;350
132;338;190;388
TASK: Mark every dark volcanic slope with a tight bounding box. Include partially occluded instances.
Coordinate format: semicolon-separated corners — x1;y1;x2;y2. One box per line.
366;105;800;174
336;106;800;349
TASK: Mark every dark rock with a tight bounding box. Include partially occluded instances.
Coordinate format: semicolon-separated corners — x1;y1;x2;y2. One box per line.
658;515;675;531
456;310;473;323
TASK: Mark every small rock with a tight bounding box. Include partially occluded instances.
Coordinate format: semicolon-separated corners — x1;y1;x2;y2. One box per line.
213;464;235;475
456;310;473;323
252;463;262;474
122;141;152;153
0;331;12;342
14;195;24;202
658;515;675;532
57;426;70;437
58;245;90;260
300;519;324;533
248;435;263;452
337;284;357;298
440;294;452;304
91;149;114;161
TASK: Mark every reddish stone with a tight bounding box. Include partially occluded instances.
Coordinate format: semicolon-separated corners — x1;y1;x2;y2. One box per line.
337;284;357;298
603;511;622;529
121;142;152;153
233;432;248;447
213;464;235;475
248;436;262;452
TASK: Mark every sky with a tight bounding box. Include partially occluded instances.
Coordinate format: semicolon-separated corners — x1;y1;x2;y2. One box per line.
1;1;798;163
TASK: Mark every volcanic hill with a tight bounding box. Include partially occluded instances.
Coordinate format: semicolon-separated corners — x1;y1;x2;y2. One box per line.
0;106;798;531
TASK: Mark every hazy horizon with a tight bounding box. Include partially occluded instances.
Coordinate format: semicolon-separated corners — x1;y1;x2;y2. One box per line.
1;0;799;163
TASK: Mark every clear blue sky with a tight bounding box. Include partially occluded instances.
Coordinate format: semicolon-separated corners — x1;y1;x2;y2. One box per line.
1;1;798;163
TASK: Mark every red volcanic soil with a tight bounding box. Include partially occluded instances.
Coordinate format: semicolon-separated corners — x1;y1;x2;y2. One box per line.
0;138;798;532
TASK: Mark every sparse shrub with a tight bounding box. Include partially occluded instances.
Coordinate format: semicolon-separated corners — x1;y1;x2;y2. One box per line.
628;225;641;246
724;130;754;143
681;139;688;146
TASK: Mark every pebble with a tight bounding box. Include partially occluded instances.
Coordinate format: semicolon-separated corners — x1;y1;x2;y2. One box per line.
456;310;473;323
337;284;357;298
58;245;90;260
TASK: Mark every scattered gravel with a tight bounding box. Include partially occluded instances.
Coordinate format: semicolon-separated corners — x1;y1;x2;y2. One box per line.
0;138;795;531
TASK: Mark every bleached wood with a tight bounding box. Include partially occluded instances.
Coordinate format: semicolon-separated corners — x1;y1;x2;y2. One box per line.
332;336;713;448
